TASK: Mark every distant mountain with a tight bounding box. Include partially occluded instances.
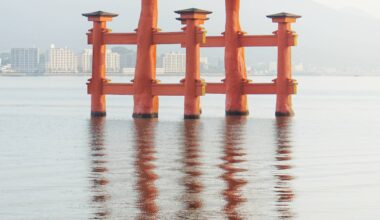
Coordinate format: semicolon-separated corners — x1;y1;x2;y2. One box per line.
1;0;379;73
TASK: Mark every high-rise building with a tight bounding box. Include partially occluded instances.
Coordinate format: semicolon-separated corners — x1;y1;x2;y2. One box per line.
10;48;39;73
106;50;120;73
162;52;209;73
80;49;92;73
111;47;136;69
200;57;209;71
163;52;186;73
79;49;120;73
46;45;77;73
0;52;11;66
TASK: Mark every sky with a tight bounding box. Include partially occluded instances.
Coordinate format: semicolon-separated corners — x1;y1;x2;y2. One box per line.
1;0;380;72
316;0;380;18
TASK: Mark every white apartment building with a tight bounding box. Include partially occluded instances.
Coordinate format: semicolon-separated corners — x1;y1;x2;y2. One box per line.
163;52;186;73
162;52;209;73
10;48;39;73
106;50;120;73
80;49;92;73
80;49;120;73
46;45;77;73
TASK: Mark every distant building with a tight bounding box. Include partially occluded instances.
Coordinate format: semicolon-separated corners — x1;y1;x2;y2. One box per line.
0;64;13;73
162;52;209;73
46;45;77;73
10;48;39;73
111;47;136;69
79;49;92;73
79;49;120;73
163;52;186;73
38;54;46;73
106;50;120;73
0;52;11;66
200;56;209;71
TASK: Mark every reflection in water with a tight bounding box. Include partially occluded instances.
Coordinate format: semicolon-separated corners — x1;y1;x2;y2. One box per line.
86;117;295;219
221;117;248;220
88;118;111;219
178;120;204;219
133;119;159;219
274;118;295;219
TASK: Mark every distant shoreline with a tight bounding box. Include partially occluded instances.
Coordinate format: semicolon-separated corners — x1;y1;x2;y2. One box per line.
0;73;379;77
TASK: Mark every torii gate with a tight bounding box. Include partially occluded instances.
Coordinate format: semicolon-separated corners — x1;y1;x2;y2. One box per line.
83;0;301;119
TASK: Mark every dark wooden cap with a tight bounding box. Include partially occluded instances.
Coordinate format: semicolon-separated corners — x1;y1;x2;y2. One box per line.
267;12;301;19
175;8;212;15
82;11;119;17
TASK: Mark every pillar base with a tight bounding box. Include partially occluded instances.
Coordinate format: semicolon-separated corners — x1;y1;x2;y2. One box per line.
133;113;158;119
91;112;106;117
226;111;249;116
275;111;294;117
184;115;200;120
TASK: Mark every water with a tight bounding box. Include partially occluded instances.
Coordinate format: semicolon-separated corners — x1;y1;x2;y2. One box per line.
0;76;379;219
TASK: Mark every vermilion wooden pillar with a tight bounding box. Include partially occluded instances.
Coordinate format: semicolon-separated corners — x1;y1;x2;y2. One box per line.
268;13;301;117
83;11;118;117
133;0;159;118
175;9;211;119
225;0;249;116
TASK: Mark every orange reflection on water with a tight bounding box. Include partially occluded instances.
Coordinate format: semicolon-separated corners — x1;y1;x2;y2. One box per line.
180;120;204;214
88;117;111;219
274;117;295;219
133;119;159;219
221;117;248;220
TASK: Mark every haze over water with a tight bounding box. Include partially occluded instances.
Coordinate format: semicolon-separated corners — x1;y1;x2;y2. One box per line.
0;76;379;219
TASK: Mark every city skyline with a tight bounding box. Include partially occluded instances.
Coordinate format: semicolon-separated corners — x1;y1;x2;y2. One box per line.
1;46;221;75
1;44;373;76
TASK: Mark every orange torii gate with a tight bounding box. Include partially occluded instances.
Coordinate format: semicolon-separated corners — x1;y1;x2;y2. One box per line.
83;0;301;119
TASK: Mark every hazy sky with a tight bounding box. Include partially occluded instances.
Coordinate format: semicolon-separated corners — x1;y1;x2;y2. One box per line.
1;0;380;71
316;0;380;18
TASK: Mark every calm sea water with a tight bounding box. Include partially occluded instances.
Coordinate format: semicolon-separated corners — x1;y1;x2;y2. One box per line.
0;75;379;220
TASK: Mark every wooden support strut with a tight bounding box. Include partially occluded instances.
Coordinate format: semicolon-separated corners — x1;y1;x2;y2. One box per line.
82;11;118;117
267;12;301;117
87;33;297;47
175;8;211;119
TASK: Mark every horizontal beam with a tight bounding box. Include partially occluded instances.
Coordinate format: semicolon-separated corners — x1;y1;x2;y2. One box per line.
152;83;185;96
240;35;278;47
87;81;296;96
206;83;225;94
152;83;205;96
87;33;138;45
104;33;137;45
243;82;297;94
87;32;297;47
103;83;134;95
201;36;225;47
243;83;277;94
153;32;185;45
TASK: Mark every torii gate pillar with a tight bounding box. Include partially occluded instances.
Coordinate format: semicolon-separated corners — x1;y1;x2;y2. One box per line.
133;0;159;118
83;11;118;117
176;9;211;119
225;0;249;116
268;13;301;117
